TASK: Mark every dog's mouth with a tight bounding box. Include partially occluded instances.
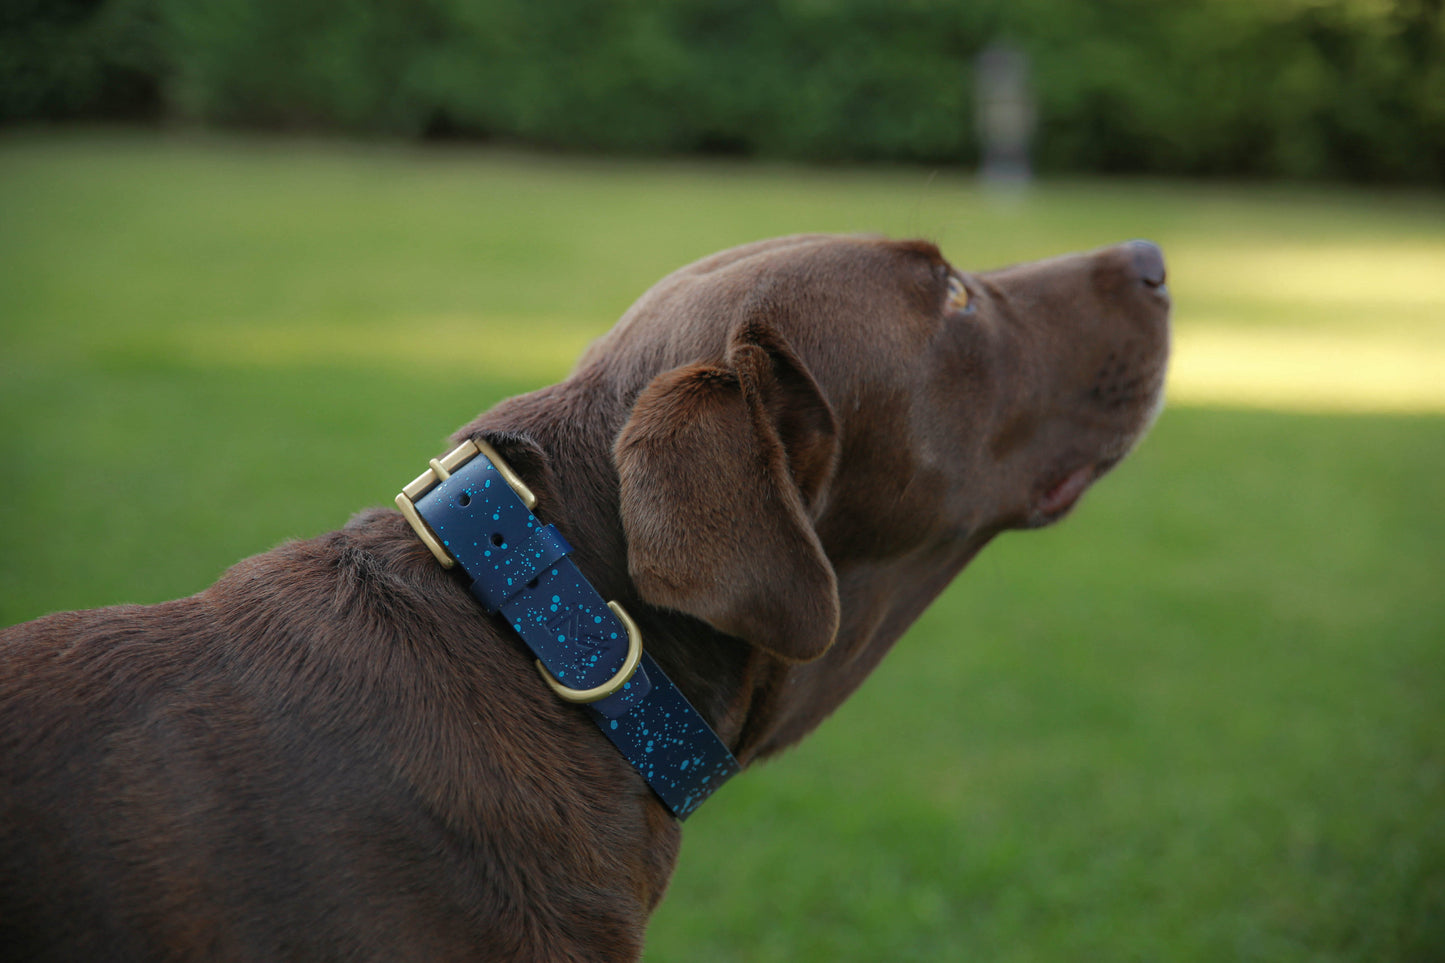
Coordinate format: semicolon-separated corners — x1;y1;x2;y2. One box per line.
1023;364;1167;529
1025;455;1122;528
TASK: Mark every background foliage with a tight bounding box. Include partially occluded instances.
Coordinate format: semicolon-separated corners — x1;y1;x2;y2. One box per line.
3;0;1443;182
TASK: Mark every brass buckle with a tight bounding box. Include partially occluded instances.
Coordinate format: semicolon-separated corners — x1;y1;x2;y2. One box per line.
536;601;644;704
395;438;538;568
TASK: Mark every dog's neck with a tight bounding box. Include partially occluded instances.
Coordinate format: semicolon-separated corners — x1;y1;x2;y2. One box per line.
461;381;988;766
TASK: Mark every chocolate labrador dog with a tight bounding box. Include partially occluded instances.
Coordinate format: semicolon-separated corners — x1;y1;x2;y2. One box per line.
0;234;1170;961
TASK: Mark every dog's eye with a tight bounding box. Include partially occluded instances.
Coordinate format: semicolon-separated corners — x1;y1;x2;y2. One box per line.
946;275;974;314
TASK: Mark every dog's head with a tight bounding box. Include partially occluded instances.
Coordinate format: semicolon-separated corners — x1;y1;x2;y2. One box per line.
591;234;1170;672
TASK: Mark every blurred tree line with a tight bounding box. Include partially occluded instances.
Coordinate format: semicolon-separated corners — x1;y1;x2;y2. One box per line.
3;0;1442;183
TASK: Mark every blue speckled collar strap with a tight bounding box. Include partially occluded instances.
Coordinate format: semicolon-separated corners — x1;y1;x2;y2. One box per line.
396;438;740;819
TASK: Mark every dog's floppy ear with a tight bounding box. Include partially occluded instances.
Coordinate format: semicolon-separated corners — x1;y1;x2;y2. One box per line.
614;323;840;662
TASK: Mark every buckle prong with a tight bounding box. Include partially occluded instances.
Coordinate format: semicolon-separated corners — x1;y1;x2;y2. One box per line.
395;438;538;568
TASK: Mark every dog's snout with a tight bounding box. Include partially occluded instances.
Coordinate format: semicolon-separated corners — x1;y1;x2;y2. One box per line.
1126;239;1167;289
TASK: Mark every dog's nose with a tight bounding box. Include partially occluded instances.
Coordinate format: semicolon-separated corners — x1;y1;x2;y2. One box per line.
1127;239;1167;288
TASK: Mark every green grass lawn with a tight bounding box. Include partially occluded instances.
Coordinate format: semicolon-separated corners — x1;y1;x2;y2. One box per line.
2;131;1442;961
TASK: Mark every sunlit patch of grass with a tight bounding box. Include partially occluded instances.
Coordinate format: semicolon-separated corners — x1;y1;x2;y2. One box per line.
1178;243;1444;315
1169;325;1445;412
1167;237;1445;351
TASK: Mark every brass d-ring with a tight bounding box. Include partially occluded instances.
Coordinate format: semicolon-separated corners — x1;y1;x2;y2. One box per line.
536;601;643;704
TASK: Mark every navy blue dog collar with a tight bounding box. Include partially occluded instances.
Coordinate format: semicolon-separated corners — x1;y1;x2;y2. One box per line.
397;438;740;818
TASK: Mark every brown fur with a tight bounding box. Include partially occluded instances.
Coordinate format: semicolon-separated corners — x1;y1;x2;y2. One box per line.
0;234;1170;961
